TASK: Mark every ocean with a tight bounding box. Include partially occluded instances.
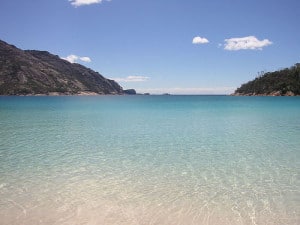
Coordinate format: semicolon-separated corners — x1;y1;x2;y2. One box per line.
0;95;299;225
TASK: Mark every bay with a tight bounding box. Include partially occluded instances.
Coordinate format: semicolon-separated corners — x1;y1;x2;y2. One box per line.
0;96;299;225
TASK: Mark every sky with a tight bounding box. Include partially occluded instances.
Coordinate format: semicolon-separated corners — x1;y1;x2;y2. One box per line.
0;0;299;94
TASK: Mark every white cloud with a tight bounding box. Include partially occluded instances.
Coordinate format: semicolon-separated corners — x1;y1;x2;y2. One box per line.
224;36;272;51
112;76;150;82
62;54;92;63
136;87;236;95
79;56;91;62
69;0;110;7
192;36;209;44
62;54;78;63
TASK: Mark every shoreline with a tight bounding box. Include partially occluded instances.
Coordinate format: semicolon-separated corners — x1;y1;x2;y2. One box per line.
0;91;123;96
0;93;227;96
231;91;299;96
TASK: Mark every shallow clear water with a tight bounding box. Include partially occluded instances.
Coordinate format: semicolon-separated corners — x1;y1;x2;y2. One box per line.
0;96;299;225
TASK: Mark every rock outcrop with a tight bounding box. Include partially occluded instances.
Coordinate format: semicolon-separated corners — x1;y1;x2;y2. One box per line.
0;40;123;95
123;89;137;95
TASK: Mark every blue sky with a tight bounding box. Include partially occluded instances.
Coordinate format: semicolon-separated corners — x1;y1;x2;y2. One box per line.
1;0;299;94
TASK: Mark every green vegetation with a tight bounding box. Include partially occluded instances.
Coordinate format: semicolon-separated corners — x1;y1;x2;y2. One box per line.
234;64;300;96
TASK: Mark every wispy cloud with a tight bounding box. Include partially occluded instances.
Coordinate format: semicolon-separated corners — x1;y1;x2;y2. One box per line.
224;36;272;51
192;36;209;44
136;87;235;95
79;56;91;62
112;76;150;82
69;0;110;7
62;54;91;63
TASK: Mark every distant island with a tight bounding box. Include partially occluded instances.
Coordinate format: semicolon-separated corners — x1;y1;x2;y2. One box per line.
233;64;300;96
0;39;136;96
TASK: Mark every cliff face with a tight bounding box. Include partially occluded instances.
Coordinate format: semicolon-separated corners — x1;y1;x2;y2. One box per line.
0;40;123;95
233;64;300;96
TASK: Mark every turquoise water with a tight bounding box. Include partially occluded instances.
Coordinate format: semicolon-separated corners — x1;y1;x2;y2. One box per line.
0;96;299;225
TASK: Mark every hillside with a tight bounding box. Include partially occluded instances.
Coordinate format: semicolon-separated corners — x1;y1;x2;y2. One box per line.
0;40;123;95
233;64;300;96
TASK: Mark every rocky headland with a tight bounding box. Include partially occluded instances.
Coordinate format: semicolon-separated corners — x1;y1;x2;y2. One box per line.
232;64;300;96
0;40;126;95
